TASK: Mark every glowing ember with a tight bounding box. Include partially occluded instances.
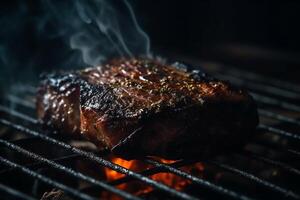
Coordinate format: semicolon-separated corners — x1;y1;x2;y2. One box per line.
103;157;204;199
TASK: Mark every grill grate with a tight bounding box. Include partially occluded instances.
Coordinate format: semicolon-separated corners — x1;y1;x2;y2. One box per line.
0;62;300;200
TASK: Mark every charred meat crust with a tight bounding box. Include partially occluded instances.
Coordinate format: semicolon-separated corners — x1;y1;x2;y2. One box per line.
37;59;258;159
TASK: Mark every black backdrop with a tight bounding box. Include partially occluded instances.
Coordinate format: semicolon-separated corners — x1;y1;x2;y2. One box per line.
0;0;300;86
134;0;300;53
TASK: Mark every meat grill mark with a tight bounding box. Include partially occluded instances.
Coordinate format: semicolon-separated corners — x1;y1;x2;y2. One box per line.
36;59;259;159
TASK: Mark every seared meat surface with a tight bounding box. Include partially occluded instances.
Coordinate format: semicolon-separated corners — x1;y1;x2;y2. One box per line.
37;59;258;159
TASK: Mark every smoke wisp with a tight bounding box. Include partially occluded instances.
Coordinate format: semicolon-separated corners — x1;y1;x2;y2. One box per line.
0;0;151;86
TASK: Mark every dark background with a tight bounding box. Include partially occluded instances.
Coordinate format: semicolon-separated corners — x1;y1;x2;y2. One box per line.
135;0;300;53
1;0;300;86
133;0;300;77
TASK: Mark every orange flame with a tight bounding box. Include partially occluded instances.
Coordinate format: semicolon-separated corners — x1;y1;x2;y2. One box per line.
103;157;204;199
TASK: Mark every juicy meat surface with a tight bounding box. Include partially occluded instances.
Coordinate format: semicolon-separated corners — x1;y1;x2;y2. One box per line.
36;59;258;159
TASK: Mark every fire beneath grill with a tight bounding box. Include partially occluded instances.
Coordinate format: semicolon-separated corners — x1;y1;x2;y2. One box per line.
103;157;204;199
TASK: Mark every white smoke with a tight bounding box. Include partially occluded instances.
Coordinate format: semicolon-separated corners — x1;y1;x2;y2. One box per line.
46;0;151;66
0;0;151;89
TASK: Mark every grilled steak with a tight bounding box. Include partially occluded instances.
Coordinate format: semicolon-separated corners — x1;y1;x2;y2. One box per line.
36;59;258;159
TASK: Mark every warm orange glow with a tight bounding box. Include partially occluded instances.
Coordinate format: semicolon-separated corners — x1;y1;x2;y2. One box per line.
103;157;204;200
104;158;135;181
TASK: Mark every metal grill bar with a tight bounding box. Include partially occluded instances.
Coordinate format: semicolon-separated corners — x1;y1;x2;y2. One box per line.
7;89;300;130
144;159;253;200
0;154;80;175
216;73;300;99
5;93;300;146
0;106;39;131
0;156;97;200
0;118;199;200
1;63;300;200
258;109;300;126
247;141;300;166
217;74;300;99
204;65;300;111
9;83;300;115
242;153;300;176
109;160;196;186
4;99;300;148
212;65;300;93
5;95;35;109
0;182;37;200
10;84;36;94
0;103;267;200
7;93;300;129
1;99;300;199
258;124;300;141
0;138;142;200
215;72;300;122
0;105;37;124
209;161;300;199
289;149;300;157
250;93;300;113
